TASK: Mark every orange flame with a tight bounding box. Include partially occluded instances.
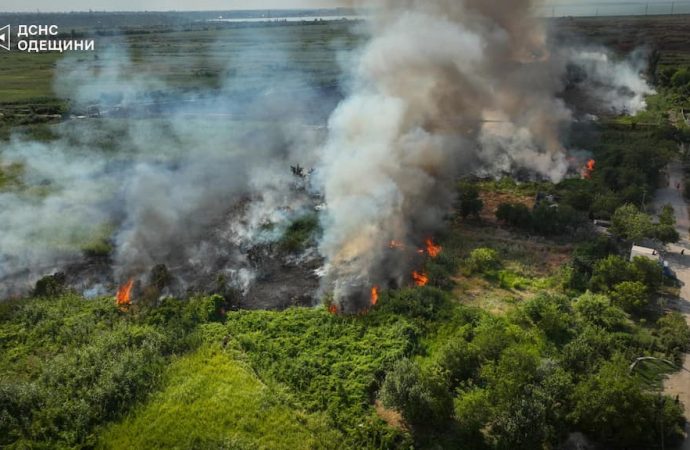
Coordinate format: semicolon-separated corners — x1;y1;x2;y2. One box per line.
583;159;596;179
116;278;134;308
425;238;442;258
412;271;429;287
370;286;379;305
328;303;338;315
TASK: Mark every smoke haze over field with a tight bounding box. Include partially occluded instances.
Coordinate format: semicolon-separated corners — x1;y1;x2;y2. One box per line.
0;2;654;307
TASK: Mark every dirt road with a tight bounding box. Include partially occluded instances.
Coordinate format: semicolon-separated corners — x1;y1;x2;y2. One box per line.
656;161;690;448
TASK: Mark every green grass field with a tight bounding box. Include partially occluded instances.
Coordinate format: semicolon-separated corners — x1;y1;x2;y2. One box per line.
98;342;339;450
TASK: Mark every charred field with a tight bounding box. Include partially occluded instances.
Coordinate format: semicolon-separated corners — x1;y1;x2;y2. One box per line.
4;9;690;450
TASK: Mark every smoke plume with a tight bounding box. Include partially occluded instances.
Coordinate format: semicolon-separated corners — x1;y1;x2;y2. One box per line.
314;0;652;309
0;5;653;308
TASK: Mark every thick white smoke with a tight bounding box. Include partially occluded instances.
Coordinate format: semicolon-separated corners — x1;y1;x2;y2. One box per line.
0;39;324;297
0;6;653;307
314;0;653;308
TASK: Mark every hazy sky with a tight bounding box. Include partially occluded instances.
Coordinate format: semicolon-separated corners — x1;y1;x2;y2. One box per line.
0;0;676;13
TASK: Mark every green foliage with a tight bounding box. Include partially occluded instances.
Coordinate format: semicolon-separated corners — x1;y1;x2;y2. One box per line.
656;224;680;243
99;345;339;449
671;68;690;89
436;338;480;389
466;247;501;275
660;203;676;226
495;202;583;235
531;204;581;236
590;255;663;293
611;203;654;241
424;252;459;290
558;179;595;212
573;291;626;330
32;272;67;297
488;364;573;450
570;356;685;448
630;256;664;292
379;359;453;429
522;294;574;344
224;307;413;446
458;182;484;220
0;295;217;448
279;214;319;252
496;202;532;228
609;281;649;314
657;312;690;365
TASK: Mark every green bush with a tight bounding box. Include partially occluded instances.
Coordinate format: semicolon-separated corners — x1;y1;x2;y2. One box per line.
379;358;453;429
496;202;531;228
573;292;626;330
657;312;690;365
466;248;501;275
436;338;480;388
458;182;484;220
609;281;649;314
611;204;654;241
33;272;67;297
279;214;319;252
570;356;685;448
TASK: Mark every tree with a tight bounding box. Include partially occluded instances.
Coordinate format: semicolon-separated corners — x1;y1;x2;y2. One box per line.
589;255;633;292
657;312;690;364
496;202;531;228
458;182;484;220
611;204;654;241
573;291;626;330
570;356;685;448
33;272;67;297
659;204;676;227
437;338;480;388
609;281;648;314
522;294;574;344
671;68;690;88
630;256;663;292
656;204;680;243
655;224;680;244
379;359;453;429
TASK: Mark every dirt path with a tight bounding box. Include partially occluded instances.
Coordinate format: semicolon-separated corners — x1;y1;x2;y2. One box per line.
656;161;690;448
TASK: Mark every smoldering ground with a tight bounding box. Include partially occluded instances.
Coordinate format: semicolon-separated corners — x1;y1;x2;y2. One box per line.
0;5;655;310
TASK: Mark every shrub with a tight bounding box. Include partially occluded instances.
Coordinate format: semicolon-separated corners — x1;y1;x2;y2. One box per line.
609;281;649;314
466;248;501;275
436;338;480;388
570;356;685;448
611;204;654;241
655;224;680;244
573;292;626;330
379;359;453;429
458;182;484;219
657;312;690;364
522;294;574;344
279;214;319;252
33;272;67;297
496;202;531;228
